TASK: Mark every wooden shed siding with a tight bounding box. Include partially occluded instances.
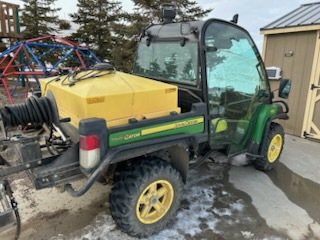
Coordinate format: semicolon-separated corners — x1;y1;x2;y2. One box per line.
264;31;317;135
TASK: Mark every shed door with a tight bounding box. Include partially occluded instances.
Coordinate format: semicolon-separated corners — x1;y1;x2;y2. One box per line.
304;82;320;140
303;31;320;140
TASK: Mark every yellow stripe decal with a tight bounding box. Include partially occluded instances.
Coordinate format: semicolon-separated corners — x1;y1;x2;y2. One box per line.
141;117;204;136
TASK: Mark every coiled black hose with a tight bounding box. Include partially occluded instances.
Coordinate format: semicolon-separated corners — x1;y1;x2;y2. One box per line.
0;96;57;128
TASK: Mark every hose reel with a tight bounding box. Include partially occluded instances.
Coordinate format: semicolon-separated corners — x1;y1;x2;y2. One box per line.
0;91;59;130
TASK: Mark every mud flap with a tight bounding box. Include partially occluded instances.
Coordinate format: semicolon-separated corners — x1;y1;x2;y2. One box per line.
0;180;20;240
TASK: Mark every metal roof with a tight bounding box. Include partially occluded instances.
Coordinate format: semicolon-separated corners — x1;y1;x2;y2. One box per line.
261;2;320;30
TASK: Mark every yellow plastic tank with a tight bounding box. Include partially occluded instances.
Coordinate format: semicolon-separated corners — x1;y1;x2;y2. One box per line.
40;71;180;128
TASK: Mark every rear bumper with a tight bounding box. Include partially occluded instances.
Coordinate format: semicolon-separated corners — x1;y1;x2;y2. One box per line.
17;141;84;190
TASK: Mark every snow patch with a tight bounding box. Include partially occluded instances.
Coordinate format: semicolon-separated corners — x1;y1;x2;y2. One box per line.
213;208;232;217
75;214;135;240
230;154;250;166
241;230;254;239
261;237;284;240
221;190;230;196
152;186;218;238
230;200;245;212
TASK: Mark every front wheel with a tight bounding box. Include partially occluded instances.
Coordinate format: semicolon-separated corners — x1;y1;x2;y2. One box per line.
109;158;183;238
252;122;284;171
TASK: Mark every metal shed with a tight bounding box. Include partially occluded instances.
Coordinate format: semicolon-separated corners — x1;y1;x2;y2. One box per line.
261;2;320;140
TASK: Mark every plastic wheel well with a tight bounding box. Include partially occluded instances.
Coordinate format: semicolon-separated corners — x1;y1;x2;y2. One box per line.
112;144;189;183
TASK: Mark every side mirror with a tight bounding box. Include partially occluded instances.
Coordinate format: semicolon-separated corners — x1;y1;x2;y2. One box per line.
278;79;291;99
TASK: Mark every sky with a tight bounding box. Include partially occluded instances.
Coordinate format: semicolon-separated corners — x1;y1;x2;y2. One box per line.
10;0;314;50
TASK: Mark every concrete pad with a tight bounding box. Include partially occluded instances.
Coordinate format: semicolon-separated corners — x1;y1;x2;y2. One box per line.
281;135;320;184
229;166;320;240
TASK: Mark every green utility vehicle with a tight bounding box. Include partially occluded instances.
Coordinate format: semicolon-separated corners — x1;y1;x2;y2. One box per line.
0;4;291;238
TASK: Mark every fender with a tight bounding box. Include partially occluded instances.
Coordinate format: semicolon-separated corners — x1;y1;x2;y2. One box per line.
64;134;194;197
247;102;289;159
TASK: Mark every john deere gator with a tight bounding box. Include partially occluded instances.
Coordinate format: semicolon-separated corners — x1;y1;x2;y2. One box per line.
0;4;291;238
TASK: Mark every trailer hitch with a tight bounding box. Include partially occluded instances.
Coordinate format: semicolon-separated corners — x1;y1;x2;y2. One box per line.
0;180;20;240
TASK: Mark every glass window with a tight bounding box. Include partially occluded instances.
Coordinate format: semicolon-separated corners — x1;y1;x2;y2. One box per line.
205;21;270;151
133;42;198;85
205;22;269;119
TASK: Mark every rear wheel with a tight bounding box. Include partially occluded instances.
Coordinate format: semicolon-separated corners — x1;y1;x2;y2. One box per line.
252;123;284;171
109;158;183;237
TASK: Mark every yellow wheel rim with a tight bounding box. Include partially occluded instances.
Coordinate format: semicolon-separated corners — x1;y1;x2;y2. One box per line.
268;134;283;163
136;180;174;224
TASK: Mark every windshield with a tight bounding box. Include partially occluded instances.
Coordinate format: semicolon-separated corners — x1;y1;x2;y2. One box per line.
133;42;198;85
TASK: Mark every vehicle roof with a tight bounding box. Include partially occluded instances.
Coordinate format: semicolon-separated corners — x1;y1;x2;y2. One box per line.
141;19;243;42
143;20;206;42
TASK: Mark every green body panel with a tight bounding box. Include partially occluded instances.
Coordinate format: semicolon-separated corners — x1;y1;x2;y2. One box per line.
251;104;278;143
109;116;204;147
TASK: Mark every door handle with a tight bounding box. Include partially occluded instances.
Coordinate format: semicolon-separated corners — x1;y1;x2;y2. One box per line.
311;84;320;90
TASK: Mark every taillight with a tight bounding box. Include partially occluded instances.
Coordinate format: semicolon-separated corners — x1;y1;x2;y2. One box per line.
80;135;101;169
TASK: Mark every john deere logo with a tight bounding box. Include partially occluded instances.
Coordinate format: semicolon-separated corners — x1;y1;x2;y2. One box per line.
175;119;198;128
